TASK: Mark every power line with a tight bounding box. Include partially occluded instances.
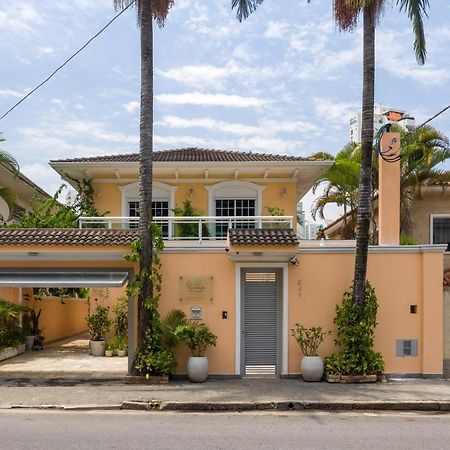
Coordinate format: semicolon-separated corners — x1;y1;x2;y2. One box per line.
417;104;450;129
0;1;135;122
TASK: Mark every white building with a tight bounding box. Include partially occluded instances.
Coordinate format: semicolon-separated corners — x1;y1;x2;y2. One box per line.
349;105;416;143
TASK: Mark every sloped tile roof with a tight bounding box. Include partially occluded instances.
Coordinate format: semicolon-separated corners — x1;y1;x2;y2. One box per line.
228;228;299;246
51;148;312;164
0;229;138;246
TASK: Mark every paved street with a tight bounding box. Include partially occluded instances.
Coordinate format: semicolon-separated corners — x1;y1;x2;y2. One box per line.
1;410;450;449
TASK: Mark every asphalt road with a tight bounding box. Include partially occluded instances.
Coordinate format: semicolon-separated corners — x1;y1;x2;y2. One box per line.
1;410;450;449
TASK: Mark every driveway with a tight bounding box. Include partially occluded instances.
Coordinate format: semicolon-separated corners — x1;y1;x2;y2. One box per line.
0;333;127;382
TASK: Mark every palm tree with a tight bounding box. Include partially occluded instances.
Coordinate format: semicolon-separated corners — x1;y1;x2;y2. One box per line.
0;135;19;220
311;144;360;239
233;0;430;312
113;1;174;365
398;126;450;235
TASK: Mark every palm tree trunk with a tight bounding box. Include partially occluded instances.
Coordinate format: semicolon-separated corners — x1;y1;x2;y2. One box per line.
137;0;153;354
353;6;375;313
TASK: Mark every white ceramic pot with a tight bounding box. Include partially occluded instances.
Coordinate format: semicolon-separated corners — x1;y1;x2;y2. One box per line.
187;356;209;383
25;335;35;350
117;349;126;357
90;340;105;357
301;356;324;382
105;350;113;357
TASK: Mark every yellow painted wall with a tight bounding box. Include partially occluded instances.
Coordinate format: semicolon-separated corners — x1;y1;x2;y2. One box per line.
91;180;298;224
156;249;443;376
36;296;89;344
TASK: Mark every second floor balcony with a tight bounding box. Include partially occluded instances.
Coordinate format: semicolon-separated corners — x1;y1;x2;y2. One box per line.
79;215;294;243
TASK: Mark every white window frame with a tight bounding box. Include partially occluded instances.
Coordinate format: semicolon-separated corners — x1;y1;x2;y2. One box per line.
119;181;177;217
119;181;177;236
205;180;265;217
430;214;450;251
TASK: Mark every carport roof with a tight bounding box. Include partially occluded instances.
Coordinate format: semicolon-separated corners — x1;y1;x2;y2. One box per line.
0;269;129;287
0;228;138;246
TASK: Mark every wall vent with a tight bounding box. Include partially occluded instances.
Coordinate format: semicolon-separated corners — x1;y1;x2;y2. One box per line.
396;339;418;357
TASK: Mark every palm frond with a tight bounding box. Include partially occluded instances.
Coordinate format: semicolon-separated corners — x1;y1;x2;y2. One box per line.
232;0;264;22
397;0;429;64
0;187;16;220
0;150;19;175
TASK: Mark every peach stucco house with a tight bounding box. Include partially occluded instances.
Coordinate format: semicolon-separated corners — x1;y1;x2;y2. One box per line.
0;147;446;377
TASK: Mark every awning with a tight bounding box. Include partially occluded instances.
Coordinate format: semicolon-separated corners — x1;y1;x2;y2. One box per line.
0;270;129;288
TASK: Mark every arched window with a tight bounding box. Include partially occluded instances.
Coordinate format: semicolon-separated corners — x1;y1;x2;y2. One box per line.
205;181;265;237
119;182;177;235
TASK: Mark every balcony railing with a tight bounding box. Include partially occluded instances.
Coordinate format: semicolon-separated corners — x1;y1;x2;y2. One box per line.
79;216;294;242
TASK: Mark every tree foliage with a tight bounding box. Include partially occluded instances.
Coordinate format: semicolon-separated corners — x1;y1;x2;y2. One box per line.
9;180;104;229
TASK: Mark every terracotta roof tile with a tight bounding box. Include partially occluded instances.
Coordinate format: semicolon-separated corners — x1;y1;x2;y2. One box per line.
0;229;138;246
228;228;299;246
51;148;312;164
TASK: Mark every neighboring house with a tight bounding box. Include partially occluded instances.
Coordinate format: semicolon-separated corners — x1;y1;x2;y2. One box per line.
0;163;50;224
324;184;450;270
0;147;445;378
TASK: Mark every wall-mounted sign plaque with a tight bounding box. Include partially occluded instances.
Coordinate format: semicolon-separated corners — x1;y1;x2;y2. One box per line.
179;276;213;302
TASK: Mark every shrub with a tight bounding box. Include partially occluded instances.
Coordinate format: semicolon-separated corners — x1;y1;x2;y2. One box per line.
134;348;177;376
324;281;384;376
291;325;330;356
86;305;111;341
175;321;217;357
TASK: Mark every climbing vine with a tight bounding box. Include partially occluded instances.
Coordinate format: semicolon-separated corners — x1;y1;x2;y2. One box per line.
325;281;384;377
125;223;177;376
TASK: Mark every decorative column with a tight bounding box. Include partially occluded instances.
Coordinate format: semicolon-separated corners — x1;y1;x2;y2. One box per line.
378;132;400;245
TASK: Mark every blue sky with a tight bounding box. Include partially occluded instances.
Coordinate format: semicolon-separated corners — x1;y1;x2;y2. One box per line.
0;0;449;222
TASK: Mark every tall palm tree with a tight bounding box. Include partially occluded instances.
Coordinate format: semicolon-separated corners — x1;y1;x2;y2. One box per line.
113;1;174;362
0;135;19;220
233;0;430;312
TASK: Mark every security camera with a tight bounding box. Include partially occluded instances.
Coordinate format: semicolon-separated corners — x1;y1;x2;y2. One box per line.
289;256;299;266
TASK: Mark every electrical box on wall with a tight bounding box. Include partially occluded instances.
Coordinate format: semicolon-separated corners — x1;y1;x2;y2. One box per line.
190;306;202;320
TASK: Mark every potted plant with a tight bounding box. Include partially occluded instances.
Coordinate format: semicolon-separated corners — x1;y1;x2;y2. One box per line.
176;321;217;383
86;305;111;357
115;335;127;357
105;340;114;357
291;324;330;382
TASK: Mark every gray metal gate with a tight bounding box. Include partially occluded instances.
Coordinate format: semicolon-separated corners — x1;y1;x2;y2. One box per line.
241;270;280;376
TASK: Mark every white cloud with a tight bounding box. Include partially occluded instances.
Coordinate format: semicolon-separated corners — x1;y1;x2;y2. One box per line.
264;21;290;39
124;101;139;113
377;29;450;85
156;92;269;108
313;97;359;126
0;4;44;35
21;163;61;196
0;89;27;99
156;116;259;136
37;46;55;56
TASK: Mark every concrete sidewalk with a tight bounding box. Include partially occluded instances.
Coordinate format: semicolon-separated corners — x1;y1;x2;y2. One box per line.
2;378;450;412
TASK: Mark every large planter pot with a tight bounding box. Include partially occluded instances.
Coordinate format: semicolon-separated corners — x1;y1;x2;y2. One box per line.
90;340;105;357
187;356;209;383
117;349;126;357
301;356;324;382
25;335;35;350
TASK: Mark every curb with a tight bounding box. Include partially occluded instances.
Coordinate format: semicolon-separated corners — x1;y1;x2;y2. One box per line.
158;400;450;412
7;404;121;411
4;400;450;413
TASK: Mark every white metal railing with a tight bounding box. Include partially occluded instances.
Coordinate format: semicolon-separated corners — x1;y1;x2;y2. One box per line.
79;216;293;242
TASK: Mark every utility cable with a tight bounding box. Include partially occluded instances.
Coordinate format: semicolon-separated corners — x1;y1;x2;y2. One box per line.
0;1;136;122
417;104;450;129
